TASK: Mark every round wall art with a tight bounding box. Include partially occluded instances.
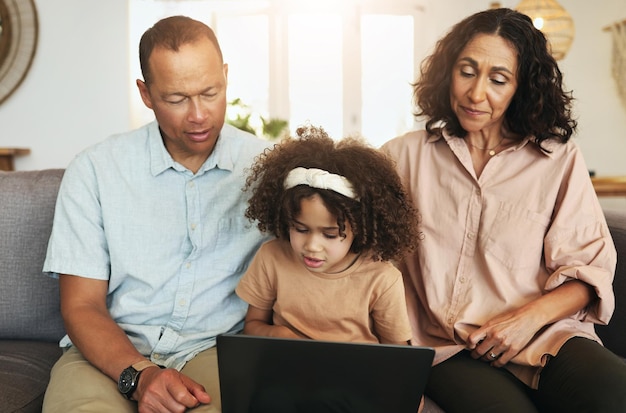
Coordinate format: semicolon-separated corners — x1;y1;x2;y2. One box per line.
0;0;38;105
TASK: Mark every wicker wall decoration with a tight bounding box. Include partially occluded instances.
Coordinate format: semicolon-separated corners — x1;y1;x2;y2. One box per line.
0;0;38;105
605;20;626;109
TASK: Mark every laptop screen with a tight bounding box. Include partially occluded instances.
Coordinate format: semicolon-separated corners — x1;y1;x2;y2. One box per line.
217;334;434;413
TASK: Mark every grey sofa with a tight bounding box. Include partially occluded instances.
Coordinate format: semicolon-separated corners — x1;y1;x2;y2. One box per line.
1;170;65;412
0;169;624;413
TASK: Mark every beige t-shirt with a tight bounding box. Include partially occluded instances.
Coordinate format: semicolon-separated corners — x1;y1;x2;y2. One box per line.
382;129;617;388
236;239;413;344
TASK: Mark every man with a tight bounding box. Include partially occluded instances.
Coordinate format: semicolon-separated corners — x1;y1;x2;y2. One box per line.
42;16;270;412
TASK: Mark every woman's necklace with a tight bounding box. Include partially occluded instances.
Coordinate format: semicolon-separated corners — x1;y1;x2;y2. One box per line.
466;137;504;156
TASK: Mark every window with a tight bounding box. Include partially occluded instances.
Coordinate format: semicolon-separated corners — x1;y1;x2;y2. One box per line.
129;0;425;147
287;13;343;138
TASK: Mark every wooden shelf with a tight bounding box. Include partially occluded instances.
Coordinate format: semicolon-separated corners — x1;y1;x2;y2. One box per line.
0;148;31;171
592;176;626;197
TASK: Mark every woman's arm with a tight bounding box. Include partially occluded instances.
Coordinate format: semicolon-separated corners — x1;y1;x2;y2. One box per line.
468;143;614;367
467;279;595;367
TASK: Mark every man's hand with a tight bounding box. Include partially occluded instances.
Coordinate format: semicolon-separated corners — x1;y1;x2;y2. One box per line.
135;367;211;413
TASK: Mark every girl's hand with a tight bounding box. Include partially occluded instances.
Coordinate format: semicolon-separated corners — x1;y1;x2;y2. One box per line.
266;325;301;339
417;395;425;413
242;305;301;339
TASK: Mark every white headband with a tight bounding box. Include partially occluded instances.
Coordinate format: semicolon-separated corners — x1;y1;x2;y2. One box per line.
284;167;359;200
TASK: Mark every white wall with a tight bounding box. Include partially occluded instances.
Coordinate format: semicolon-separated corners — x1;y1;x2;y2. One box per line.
1;0;625;177
0;0;130;170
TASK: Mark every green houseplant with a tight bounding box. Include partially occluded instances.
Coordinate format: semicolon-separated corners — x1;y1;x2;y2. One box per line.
226;98;289;141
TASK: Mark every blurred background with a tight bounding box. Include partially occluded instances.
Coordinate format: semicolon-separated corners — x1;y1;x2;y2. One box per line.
1;0;624;189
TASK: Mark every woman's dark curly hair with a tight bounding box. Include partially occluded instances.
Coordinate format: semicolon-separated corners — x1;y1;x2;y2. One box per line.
414;7;577;150
244;125;421;262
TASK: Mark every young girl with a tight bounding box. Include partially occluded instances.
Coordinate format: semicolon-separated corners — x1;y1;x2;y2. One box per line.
236;125;422;345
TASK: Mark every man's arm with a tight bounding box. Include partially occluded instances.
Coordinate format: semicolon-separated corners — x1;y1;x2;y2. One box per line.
59;274;210;410
59;274;145;379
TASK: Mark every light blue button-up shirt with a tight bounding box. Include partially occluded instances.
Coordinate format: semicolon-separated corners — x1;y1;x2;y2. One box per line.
43;121;271;369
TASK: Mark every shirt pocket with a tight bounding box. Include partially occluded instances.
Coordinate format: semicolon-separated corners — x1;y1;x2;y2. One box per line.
484;201;551;270
211;216;260;273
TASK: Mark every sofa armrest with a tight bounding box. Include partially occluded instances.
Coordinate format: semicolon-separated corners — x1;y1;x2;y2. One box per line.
0;169;66;341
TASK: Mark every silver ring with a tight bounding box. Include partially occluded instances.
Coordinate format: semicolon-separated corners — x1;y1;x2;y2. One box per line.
489;352;498;359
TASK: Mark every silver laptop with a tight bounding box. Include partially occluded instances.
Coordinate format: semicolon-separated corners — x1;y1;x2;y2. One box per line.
216;333;434;413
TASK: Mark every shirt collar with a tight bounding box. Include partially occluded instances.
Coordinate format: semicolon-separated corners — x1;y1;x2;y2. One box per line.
148;122;236;176
198;126;237;173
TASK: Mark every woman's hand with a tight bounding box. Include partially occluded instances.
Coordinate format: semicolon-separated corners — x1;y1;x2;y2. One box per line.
466;306;541;367
467;280;595;367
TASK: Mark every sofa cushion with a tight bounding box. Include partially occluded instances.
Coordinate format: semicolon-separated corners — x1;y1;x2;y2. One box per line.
0;170;66;341
0;340;63;412
596;208;626;358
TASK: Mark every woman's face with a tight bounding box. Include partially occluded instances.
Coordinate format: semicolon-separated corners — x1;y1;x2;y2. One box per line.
450;33;518;135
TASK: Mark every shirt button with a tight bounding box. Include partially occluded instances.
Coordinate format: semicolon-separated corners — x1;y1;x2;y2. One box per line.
467;233;475;239
153;353;161;360
185;262;191;269
460;277;466;283
179;299;187;307
188;181;195;188
190;223;197;231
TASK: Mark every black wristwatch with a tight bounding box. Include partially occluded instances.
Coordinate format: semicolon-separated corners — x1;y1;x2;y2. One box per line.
118;360;158;400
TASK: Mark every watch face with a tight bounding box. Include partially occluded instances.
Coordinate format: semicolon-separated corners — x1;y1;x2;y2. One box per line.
118;368;135;393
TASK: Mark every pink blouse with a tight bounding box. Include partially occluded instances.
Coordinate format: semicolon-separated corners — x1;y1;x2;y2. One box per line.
382;130;617;388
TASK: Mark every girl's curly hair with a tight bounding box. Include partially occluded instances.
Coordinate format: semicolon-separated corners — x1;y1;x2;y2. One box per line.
244;125;421;262
414;8;576;151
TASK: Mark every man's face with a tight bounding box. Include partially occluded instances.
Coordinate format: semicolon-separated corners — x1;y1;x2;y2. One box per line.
137;37;228;172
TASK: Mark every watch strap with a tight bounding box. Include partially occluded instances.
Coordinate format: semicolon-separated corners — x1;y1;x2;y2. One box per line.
132;360;159;371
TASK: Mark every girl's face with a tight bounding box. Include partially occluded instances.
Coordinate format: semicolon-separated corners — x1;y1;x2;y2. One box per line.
289;194;357;274
450;33;518;135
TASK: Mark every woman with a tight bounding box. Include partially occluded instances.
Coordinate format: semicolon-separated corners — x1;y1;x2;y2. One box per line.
382;8;626;413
